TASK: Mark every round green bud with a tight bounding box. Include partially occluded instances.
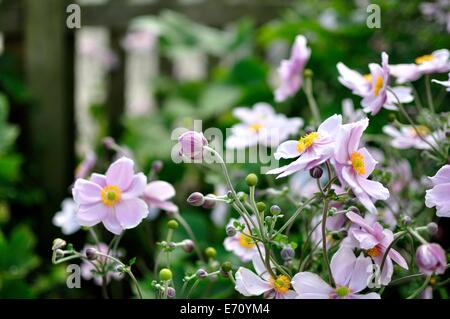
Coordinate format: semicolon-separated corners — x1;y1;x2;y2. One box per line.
304;68;313;78
159;268;173;281
167;220;179;229
270;205;281;215
221;261;232;273
245;173;258;187
237;191;248;202
256;202;266;212
205;247;217;259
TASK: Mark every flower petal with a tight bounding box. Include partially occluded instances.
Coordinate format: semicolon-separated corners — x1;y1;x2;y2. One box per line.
291;272;332;297
106;157;135;190
115;198;148;229
73;179;102;205
235;267;272;296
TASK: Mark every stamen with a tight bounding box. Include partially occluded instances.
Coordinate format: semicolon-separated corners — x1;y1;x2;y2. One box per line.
415;54;434;64
249;123;263;133
373;76;383;96
366;246;381;257
239;233;256;248
410;125;430;137
270;275;291;294
101;185;122;207
363;74;372;83
296;132;319;153
350;152;366;175
335;286;351;297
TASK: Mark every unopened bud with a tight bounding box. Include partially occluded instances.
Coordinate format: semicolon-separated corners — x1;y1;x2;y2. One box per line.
205;247;217;259
281;247;295;261
151;160;163;173
304;68;313;78
245;174;258;187
182;239;194;253
167;219;179;229
402;215;412;225
196;268;208;279
85;248;98;261
187;192;205;206
166;287;176;299
159;268;173;281
309;166;323;179
270;205;281;215
102;136;116;149
221;261;232;273
237;192;247;202
202;196;216;209
256;202;266;213
427;222;438;235
226;225;237;237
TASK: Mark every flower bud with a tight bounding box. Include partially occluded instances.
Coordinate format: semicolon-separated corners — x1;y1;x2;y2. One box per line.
167;219;179;230
245;173;258;187
205;247;217;259
427;222;438;235
85;248;98;261
196;268;208;279
309;166;323;179
187;192;205;206
221;261;232;273
167;242;176;249
151;160;163;173
159;268;173;281
446;130;450;138
281;247;295;261
304;68;313;78
270;205;281;215
226;225;237;237
416;243;447;275
178;131;207;159
256;202;266;213
402;215;412;225
237;192;247;202
52;238;67;250
55;249;65;258
166;287;176;299
181;239;194;253
102;136;116;149
347;206;359;214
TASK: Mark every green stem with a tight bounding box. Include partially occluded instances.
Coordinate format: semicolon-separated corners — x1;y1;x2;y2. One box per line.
425;75;435;113
406;276;431;299
303;76;321;124
321;198;335;287
174;212;204;262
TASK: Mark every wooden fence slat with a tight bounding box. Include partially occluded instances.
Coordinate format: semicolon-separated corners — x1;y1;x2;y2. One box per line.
25;0;74;213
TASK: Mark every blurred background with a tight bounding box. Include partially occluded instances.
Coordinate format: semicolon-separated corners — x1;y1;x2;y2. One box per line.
0;0;449;298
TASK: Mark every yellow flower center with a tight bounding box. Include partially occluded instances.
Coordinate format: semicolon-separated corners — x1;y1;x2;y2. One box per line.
335;286;351;297
100;185;122;207
363;74;372;83
249;123;263;133
350;151;366;175
410;125;430;137
373;76;383;96
366;246;381;257
239;233;255;248
296;132;319;153
270;275;291;294
415;54;434;64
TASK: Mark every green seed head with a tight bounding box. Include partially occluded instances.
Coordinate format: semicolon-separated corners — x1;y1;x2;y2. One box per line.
245;173;258;187
159;268;173;281
167;219;179;230
205;247;217;259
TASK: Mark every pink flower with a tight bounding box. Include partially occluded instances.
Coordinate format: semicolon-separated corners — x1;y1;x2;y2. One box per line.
382;124;442;150
72;157;148;235
291;247;380;299
224;216;262;262
226;103;303;149
178;131;208;159
343;211;408;285
432;72;450;91
389;64;422;84
425;165;450;217
333;118;389;214
266;114;342;178
53;198;80;235
235;253;297;299
274;35;311;102
337;62;371;96
143;181;178;213
361;52;390;115
81;243;124;286
416;243;447;275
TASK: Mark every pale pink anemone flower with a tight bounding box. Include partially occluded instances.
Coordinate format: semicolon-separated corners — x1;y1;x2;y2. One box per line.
343;211;408;285
274;35;311;102
226;102;303;149
72;157;148;235
81;243;124;286
382;124;442;150
235;253;297;299
143;181;178;213
390;49;450;84
53;198;80;235
266;114;342;178
333;118;389;214
432;72;450;91
337;58;413;115
361;52;391;115
425;165;450;217
224;216;262;262
291;247;380;299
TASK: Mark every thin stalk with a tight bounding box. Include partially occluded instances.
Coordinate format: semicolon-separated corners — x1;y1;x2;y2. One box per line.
406;276;431;299
303;77;321;124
